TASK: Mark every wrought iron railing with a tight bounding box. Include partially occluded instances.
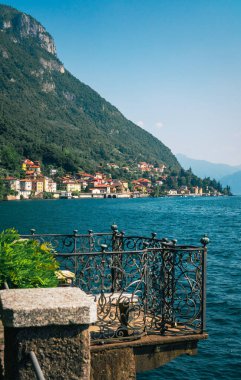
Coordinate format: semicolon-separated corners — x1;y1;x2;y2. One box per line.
21;225;208;344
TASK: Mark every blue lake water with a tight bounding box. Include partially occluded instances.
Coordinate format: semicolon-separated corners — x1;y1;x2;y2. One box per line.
0;196;240;379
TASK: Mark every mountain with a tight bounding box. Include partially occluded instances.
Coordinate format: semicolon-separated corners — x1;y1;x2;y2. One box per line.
0;4;180;174
220;171;241;195
176;154;241;180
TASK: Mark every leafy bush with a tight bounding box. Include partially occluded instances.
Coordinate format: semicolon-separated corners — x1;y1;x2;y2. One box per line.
0;229;59;288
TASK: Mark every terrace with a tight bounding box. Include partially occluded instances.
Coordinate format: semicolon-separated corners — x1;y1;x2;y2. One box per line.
19;225;208;376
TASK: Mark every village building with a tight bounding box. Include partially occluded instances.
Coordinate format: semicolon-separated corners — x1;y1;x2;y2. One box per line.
22;159;41;174
193;186;203;196
138;162;150;172
153;164;166;173
89;184;111;194
32;179;44;194
19;179;32;198
79;180;88;190
136;178;152;188
3;177;20;192
95;172;104;180
107;163;119;169
178;186;191;195
44;177;57;193
50;168;58;176
168;189;178;196
78;172;95;181
64;181;81;193
110;180;129;193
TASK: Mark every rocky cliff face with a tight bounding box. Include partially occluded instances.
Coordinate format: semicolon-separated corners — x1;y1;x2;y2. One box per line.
19;13;56;54
0;5;64;94
0;6;56;55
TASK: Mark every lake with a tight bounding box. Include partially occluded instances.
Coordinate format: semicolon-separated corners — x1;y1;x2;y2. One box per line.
0;196;240;379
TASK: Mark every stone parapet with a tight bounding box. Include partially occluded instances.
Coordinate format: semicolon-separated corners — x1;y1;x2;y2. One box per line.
0;287;97;327
0;287;97;380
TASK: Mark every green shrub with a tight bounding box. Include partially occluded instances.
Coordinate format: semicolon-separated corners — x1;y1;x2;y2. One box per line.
0;229;59;288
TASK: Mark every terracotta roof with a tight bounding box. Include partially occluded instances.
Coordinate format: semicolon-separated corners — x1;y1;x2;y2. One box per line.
4;176;17;180
93;184;110;188
138;178;151;183
79;173;93;177
23;159;34;165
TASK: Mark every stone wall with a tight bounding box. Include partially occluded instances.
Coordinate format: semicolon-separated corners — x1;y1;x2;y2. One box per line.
4;325;90;380
0;287;97;380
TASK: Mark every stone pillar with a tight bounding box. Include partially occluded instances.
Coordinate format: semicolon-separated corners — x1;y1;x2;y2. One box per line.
0;287;97;380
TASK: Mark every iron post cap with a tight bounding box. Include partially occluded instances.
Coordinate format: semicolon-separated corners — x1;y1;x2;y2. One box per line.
200;234;209;246
111;224;118;231
100;244;108;252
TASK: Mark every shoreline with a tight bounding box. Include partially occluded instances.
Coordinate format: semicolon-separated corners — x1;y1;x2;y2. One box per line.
1;193;230;202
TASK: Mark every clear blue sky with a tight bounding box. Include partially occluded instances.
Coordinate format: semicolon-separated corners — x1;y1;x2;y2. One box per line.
1;0;241;165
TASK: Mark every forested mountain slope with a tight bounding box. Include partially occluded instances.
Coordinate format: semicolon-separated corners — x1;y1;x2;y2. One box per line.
0;4;180;173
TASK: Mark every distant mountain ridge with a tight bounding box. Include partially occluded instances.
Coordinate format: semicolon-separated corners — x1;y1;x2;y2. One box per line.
176;154;241;195
176;154;241;180
220;171;241;195
0;4;180;173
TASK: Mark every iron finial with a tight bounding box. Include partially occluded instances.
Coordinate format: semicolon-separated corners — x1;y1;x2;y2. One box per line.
200;234;209;247
111;224;118;231
100;244;108;252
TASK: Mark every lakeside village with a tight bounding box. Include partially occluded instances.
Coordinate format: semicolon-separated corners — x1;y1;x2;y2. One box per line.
0;158;226;201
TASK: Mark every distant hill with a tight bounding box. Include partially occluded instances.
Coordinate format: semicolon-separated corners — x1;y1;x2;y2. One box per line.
176;154;241;180
220;171;241;195
0;4;180;173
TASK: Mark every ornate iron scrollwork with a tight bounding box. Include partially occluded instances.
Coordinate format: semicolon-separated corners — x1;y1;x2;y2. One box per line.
21;225;207;343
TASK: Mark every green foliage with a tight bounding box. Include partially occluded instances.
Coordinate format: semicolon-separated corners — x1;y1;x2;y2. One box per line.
0;144;21;172
223;186;232;196
0;229;59;288
71;190;80;196
43;192;54;199
150;186;161;197
160;167;225;193
0;179;10;200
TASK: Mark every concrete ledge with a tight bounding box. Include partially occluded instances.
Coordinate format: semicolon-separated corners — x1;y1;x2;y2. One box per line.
91;332;208;352
0;287;97;327
91;333;208;378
